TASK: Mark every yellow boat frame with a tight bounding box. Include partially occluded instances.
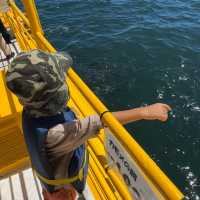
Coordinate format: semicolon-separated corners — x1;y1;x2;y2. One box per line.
0;0;184;199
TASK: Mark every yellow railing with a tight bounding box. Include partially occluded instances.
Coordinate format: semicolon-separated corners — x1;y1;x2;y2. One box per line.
0;0;184;199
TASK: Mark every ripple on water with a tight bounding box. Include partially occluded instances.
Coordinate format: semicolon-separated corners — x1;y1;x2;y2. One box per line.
180;166;200;200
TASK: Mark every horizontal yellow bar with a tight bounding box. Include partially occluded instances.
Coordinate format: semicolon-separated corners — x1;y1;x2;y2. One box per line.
9;1;30;27
106;167;133;200
0;157;30;178
36;32;56;52
67;69;184;200
21;0;43;34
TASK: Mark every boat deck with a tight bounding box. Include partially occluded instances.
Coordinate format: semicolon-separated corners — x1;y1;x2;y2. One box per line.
0;168;95;200
0;168;43;200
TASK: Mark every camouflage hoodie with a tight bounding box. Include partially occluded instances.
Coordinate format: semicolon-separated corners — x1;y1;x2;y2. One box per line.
6;49;73;117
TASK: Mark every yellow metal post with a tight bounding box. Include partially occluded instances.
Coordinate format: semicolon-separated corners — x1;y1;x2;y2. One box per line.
9;1;30;27
21;0;43;35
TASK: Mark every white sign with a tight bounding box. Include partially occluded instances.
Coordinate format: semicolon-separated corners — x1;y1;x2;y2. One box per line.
105;129;162;200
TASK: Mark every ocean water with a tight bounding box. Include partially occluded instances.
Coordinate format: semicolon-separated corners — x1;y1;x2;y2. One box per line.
36;0;200;199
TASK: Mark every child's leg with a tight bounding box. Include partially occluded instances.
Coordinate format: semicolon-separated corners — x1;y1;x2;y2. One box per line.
0;34;11;56
0;34;14;60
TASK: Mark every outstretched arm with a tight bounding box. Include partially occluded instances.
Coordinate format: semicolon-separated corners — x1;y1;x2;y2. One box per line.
111;103;172;125
47;103;171;155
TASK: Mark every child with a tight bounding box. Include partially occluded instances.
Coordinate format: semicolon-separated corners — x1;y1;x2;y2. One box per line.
6;49;171;200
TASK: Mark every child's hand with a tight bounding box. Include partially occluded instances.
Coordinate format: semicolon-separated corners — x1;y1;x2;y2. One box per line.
140;103;172;122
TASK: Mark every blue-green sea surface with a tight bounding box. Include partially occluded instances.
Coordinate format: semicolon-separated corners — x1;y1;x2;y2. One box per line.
35;0;200;199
